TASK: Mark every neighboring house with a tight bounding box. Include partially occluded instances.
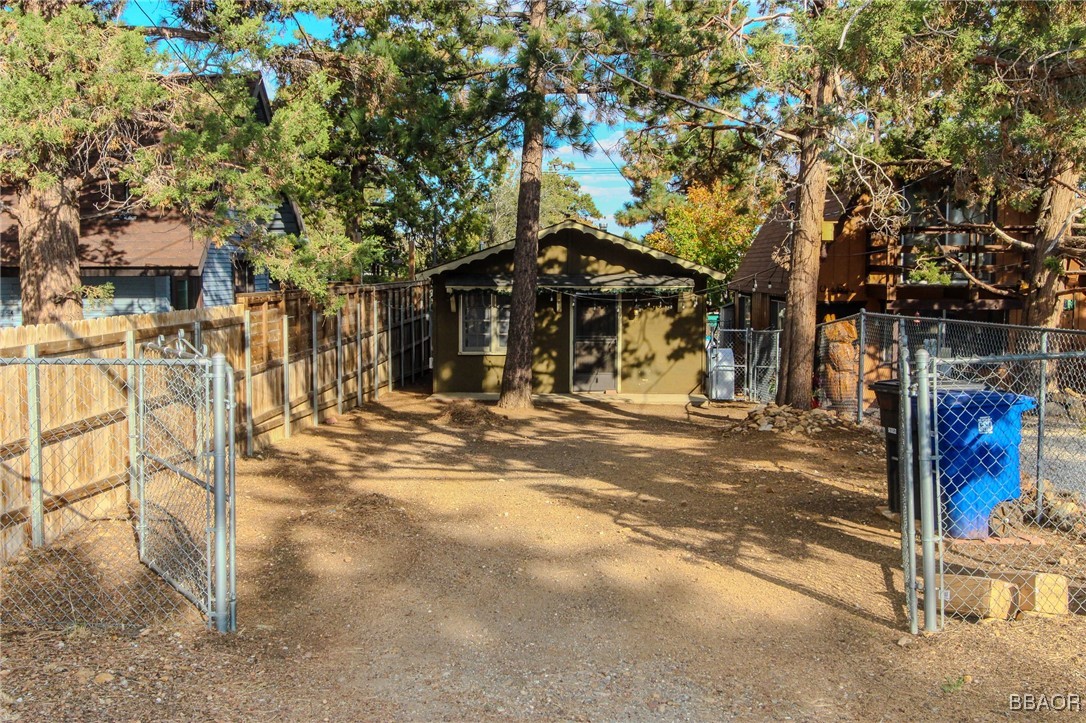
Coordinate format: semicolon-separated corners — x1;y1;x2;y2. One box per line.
727;184;1066;329
727;190;845;329
421;220;727;398
0;76;299;327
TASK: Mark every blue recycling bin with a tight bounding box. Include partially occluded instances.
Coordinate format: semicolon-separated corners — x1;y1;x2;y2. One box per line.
935;389;1036;539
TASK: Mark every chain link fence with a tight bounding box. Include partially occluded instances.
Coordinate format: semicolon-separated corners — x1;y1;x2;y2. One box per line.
816;312;1086;422
900;345;1086;632
0;336;235;631
708;328;781;403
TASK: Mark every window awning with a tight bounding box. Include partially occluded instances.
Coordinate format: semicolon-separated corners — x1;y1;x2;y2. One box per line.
445;273;696;292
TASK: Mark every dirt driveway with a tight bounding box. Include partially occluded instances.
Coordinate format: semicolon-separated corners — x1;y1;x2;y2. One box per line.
2;388;1084;721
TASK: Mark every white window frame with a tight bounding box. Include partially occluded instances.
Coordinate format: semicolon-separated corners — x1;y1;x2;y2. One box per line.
458;291;511;355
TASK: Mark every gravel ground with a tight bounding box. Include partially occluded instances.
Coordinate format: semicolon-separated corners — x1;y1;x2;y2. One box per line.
2;387;1084;721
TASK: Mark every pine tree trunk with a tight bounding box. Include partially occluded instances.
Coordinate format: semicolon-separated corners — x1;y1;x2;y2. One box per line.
16;177;84;325
497;0;547;410
1023;165;1080;328
776;74;830;409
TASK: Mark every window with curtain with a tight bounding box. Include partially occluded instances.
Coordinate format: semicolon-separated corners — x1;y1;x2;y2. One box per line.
460;291;511;353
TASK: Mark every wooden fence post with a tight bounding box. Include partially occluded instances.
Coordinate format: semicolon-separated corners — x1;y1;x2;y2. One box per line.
410;285;417;381
25;344;44;548
372;290;380;400
398;288;405;387
262;300;270;365
386;291;393;393
244;309;254;456
311;307;319;426
336;304;343;415
356;290;363;407
282;314;291;438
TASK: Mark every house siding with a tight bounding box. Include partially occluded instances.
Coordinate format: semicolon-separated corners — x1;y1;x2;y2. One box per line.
620;294;707;395
432;283;571;394
202;199;297;308
0;275;173;327
430;226;713;396
202;243;236;308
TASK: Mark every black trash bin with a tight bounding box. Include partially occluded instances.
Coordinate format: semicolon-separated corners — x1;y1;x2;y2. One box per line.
870;380;920;516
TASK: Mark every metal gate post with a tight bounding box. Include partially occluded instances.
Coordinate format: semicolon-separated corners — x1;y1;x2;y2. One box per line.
137;362;147;561
856;310;867;425
745;327;752;399
211;354;230;633
126;331;139;507
227;374;237;632
411;288;418;381
899;326;918;634
1036;331;1048;522
914;348;939;633
25;345;44;548
774;329;781;402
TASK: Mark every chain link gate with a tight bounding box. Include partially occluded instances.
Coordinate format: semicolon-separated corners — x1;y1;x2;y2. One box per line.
0;334;235;631
899;341;1086;633
709;328;781;403
816;312;1086;424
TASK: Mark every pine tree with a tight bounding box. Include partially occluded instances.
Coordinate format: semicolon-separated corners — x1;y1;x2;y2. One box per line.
1;3;174;323
833;0;1086;328
590;0;846;408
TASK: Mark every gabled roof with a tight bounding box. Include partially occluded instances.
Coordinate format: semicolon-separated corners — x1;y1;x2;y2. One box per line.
420;219;729;282
445;273;695;291
729;190;848;296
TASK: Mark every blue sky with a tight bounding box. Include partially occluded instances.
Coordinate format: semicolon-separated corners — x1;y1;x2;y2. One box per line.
122;2;647;238
547;123;648;237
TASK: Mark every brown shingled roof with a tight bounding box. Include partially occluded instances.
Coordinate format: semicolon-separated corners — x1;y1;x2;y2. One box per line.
730;189;848;296
1;184;200;271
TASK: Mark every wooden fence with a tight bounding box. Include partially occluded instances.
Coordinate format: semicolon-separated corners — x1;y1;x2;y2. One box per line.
0;281;432;456
0;280;430;607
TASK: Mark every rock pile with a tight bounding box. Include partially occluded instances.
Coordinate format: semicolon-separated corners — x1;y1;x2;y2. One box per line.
735;404;859;435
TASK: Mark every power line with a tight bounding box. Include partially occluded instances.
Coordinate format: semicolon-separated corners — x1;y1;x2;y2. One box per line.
585;125;637;192
131;0;239;125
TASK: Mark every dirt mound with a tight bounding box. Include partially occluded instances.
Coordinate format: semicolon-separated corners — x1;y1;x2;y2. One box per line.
434;400;500;428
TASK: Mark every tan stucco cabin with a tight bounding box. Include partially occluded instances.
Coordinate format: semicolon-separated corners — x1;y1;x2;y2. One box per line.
420;221;727;398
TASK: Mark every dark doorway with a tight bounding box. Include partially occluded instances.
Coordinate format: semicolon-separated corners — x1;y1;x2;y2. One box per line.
573;297;618;392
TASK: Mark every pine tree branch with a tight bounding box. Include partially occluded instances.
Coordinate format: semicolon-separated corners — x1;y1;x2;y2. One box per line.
952;222;1037;252
935;254;1015;297
127;25;213;43
590;54;801;144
